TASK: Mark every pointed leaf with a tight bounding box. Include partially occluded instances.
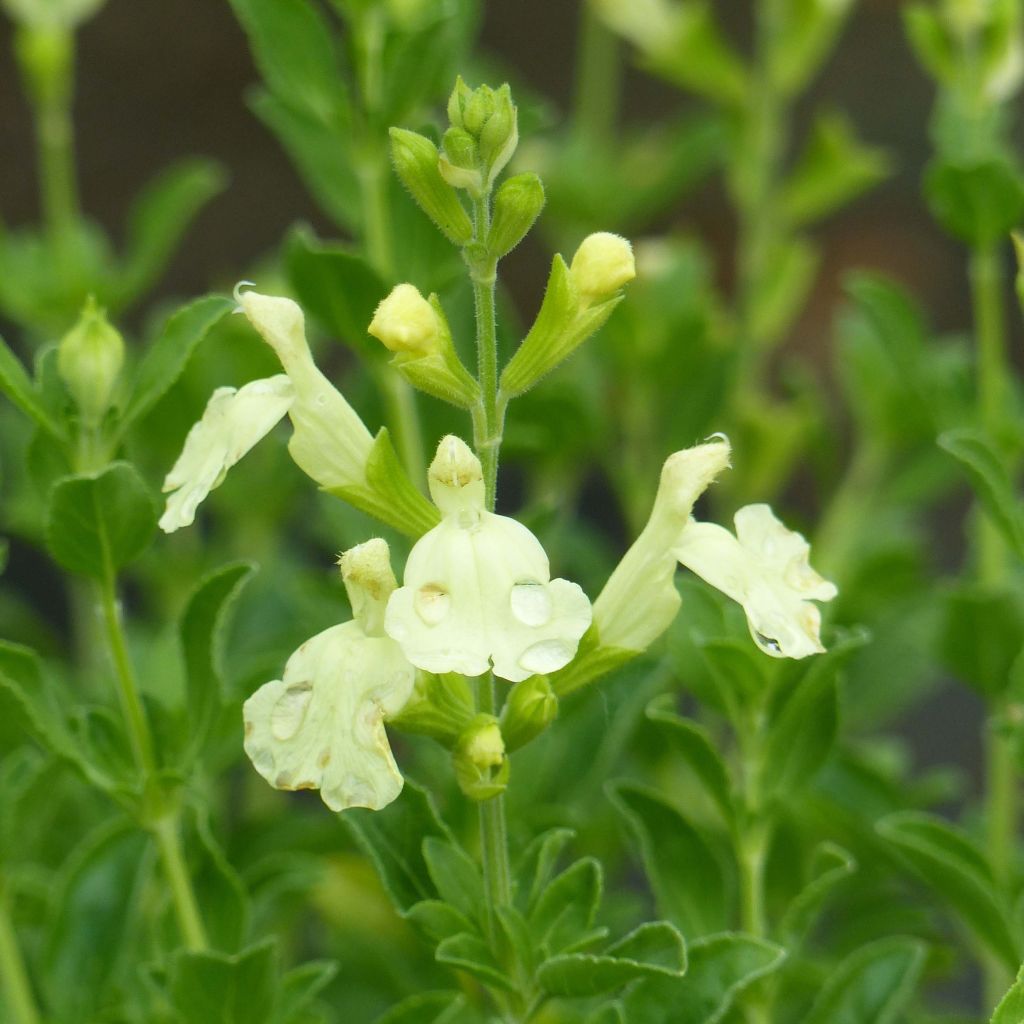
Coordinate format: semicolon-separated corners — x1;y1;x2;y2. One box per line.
168;938;277;1024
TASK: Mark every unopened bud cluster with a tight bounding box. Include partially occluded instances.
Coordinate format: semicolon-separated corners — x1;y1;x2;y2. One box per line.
57;296;125;426
441;77;519;196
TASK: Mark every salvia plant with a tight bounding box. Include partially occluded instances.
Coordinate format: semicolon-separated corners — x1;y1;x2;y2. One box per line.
3;0;1024;1022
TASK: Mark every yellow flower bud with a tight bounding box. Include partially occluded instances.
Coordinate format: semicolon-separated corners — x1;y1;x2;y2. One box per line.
453;713;509;801
368;284;442;356
569;232;636;308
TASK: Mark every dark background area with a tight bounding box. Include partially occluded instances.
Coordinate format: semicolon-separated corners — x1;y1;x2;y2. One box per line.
0;0;1009;788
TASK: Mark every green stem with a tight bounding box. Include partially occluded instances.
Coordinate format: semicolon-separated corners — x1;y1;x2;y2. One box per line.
734;3;785;394
969;241;1016;1005
572;4;621;151
98;573;208;951
152;816;209;952
0;886;40;1024
469;194;502;508
98;574;156;777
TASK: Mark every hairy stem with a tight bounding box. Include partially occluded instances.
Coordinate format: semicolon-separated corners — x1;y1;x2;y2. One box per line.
98;573;208;951
0;885;40;1024
152;816;209;952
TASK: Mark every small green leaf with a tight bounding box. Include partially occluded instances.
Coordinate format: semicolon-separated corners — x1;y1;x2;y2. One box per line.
403;900;474;945
495;904;537;978
529;856;604;955
749;235;818;349
180;562;255;756
609;780;729;938
780;842;857;945
0;332;65;438
537;921;686;998
514;826;576;913
991;965;1024;1024
763;635;864;801
924;158;1024;245
782;112;888;227
116;158;227;308
373;991;468;1024
878;811;1020;969
120;294;234;430
422;837;484;925
193;810;251;953
284;228;388;354
697;638;772;722
45;462;157;579
939;429;1024;559
903;4;956;83
168;938;277;1024
646;700;734;825
623;932;786;1024
346;779;452;913
435;932;514;992
277;960;337;1023
803;937;926;1024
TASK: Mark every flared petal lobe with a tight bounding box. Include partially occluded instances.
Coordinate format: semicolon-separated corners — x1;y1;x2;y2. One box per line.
159;375;293;533
674;503;837;659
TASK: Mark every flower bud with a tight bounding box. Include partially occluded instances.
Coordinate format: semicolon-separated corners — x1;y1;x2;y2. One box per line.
478;83;518;185
488;173;545;259
427;434;485;520
370;291;479;409
339;538;398;637
447;75;474;129
453;713;509;801
569;232;636;309
389;128;473;245
369;284;442;356
57;296;124;426
14;23;72;106
500;674;558;751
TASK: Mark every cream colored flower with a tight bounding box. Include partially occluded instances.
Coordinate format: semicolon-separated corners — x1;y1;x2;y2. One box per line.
593;437;731;652
368;284;442;356
384;436;592;682
159;376;294;533
236;288;374;490
243;539;415;812
673;504;837;659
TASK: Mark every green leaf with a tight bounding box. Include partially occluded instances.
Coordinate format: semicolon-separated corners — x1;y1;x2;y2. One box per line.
903;4;956;83
44;820;149;1023
116;158;227;308
803;937;926;1024
622;932;786;1024
991;965;1024;1024
749;235;818;349
193;810;251;953
120;294;234;430
45;462;157;579
877;811;1020;969
769;0;854;96
646;700;734;825
939;584;1024;697
168;938;277;1024
780;841;857;945
529;856;604;955
276;960;337;1024
284;227;388;355
228;0;346;118
638;2;748;104
0;332;65;438
346;779;451;913
421;837;484;925
180;562;255;756
763;635;864;801
939;429;1024;559
782;112;888;227
537;921;686;998
495;903;538;978
515;826;576;913
435;932;514;992
924;158;1024;245
697;638;772;722
373;991;469;1024
403;900;474;945
609;780;729;938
